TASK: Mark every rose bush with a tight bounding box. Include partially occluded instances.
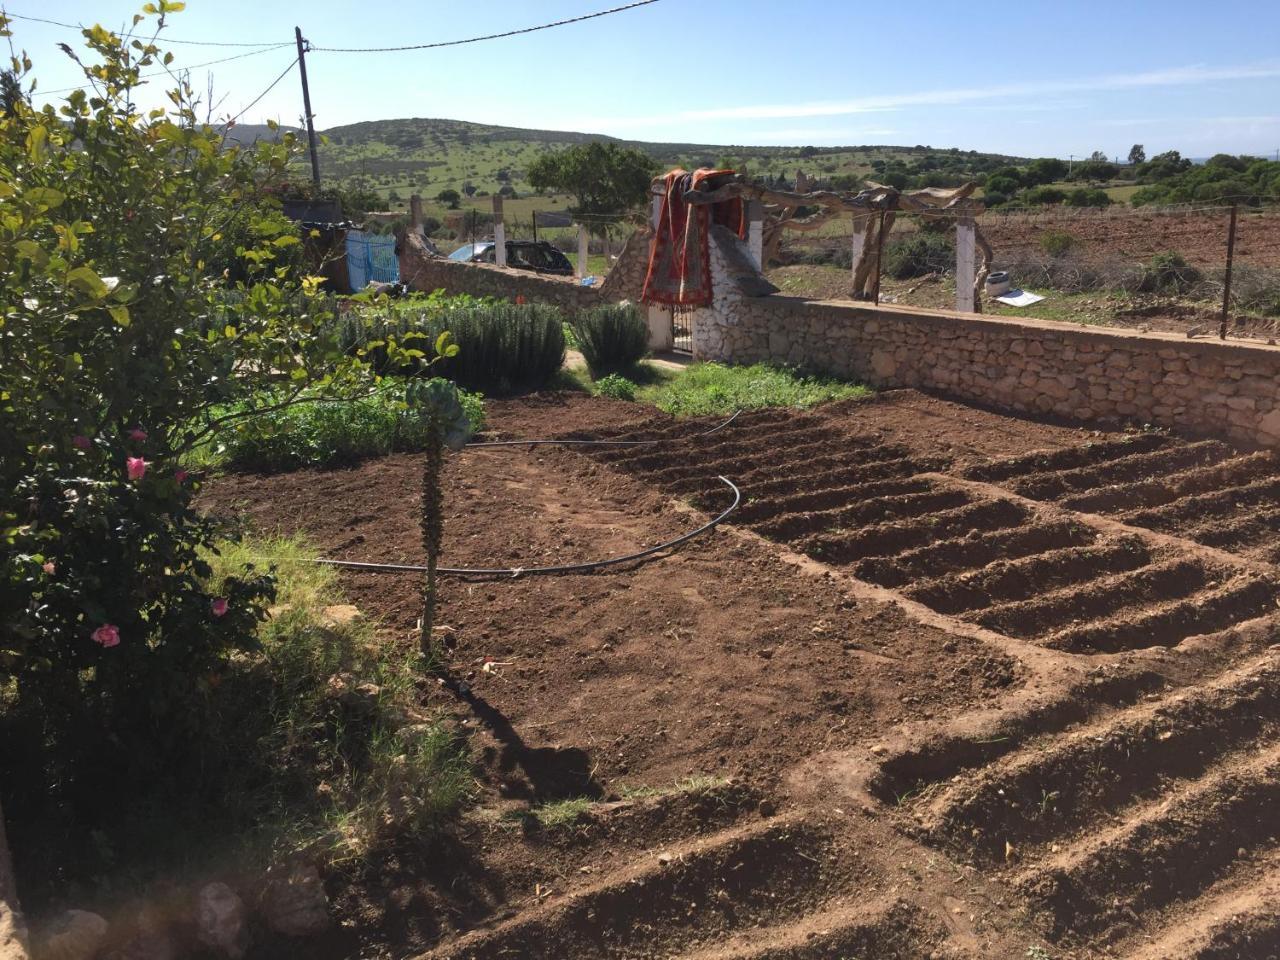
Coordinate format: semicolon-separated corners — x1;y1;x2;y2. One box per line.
0;5;399;785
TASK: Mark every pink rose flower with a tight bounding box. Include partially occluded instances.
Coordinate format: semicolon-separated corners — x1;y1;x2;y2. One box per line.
126;456;147;481
175;469;189;484
128;427;148;443
92;624;121;648
72;435;91;450
42;561;55;575
211;597;229;617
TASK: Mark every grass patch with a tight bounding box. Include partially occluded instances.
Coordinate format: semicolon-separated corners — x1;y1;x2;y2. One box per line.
196;379;485;472
4;535;470;909
637;362;870;417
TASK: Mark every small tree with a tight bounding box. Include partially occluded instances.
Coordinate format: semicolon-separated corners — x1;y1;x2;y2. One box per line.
1128;144;1146;166
526;142;657;233
405;367;471;662
436;188;461;209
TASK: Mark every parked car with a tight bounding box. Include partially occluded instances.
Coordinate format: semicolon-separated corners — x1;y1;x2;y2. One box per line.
447;240;573;275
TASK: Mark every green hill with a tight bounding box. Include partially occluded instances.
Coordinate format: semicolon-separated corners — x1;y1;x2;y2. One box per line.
303;117;1027;220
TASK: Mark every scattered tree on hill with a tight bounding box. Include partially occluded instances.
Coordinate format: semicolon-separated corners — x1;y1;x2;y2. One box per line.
436;188;461;209
526;141;657;231
1089;150;1108;162
1128;144;1146;166
1024;157;1068;185
462;181;477;197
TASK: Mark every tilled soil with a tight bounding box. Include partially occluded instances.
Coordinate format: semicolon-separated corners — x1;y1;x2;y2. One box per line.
200;388;1280;959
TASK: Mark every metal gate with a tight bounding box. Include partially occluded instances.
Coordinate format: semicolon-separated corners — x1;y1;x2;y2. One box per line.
345;229;399;290
671;310;692;353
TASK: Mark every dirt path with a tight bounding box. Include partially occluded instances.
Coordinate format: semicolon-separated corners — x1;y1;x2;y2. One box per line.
201;389;1280;959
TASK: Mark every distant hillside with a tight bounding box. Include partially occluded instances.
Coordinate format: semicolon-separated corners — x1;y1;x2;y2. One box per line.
304;116;1028;218
221;122;300;146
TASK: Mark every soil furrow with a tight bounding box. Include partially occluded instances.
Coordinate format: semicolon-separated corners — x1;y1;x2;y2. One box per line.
970;557;1217;640
731;476;936;525
753;489;974;542
1185;505;1280;553
693;455;943;508
1120;475;1280;533
1046;575;1279;652
801;499;1032;565
963;434;1171;483
1058;451;1278;515
854;520;1097;588
920;656;1280;866
424;820;847;960
1019;744;1280;944
1010;440;1233;501
904;538;1152;615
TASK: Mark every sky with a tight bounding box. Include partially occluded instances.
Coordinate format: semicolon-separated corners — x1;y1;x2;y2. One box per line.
8;0;1280;159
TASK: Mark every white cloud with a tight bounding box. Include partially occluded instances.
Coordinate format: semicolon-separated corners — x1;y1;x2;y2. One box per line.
573;61;1280;129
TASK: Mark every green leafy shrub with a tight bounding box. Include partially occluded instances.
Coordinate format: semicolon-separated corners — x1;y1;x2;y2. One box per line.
1139;252;1202;294
1040;230;1076;257
638;363;871;417
339;297;566;391
1024;186;1067;206
570;303;649;376
883;232;956;279
0;9;411;805
1066;187;1112;208
216;380;485;472
594;373;638;400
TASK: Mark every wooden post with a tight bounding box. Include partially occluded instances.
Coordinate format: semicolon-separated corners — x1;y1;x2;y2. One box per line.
294;27;321;192
871;211;888;305
577;222;589;279
492;195;507;267
955;218;977;313
1220;203;1238;340
747;199;764;270
409;194;423;235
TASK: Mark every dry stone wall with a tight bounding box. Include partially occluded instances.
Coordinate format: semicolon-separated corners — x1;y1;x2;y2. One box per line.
714;297;1280;448
396;229;651;311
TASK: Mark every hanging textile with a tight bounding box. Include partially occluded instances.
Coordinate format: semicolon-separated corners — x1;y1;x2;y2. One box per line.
641;168;745;311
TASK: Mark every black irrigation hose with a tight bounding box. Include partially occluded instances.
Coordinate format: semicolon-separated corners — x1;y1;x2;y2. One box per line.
297;475;739;578
265;410;747;577
466;409;741;447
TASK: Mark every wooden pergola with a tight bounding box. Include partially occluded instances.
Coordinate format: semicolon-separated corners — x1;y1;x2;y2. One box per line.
679;175;994;312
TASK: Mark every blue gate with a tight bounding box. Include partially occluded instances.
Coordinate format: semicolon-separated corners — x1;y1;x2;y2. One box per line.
345;229;399;290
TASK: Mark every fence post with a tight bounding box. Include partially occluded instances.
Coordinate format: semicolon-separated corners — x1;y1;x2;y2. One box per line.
492;195;507;267
577;222;589;279
1219;203;1238;340
747;199;764;270
955;218;977;313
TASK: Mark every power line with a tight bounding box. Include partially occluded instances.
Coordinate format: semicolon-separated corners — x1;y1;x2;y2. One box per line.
3;11;283;47
225;56;298;126
311;0;660;53
39;43;294;95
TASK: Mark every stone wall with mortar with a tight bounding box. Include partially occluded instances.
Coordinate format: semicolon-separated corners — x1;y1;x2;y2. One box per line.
397;229;650;311
708;296;1280;448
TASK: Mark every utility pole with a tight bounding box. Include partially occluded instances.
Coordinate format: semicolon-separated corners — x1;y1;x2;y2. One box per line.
295;26;321;192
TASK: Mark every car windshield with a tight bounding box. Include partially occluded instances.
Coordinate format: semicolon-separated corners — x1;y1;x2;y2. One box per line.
448;243;491;261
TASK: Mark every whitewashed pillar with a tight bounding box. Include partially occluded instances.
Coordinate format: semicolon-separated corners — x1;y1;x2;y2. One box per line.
850;213;871;290
492;195;506;267
409;194;423;235
747;199;764;271
955;218;976;313
647;184;672;350
577;222;589;279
